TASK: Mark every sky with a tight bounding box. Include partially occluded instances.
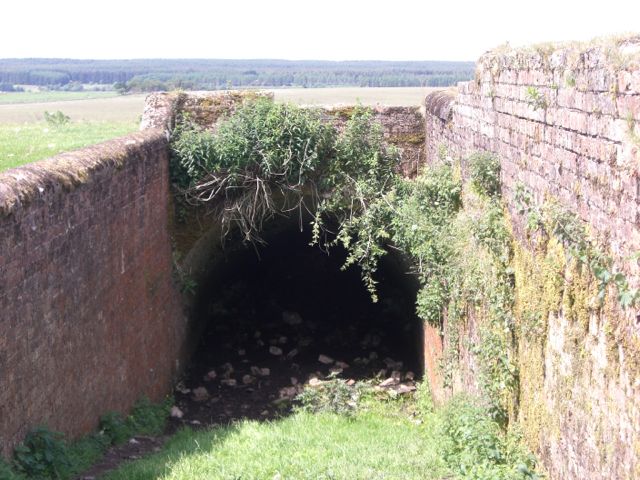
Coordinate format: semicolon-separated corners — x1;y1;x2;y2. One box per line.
1;0;638;61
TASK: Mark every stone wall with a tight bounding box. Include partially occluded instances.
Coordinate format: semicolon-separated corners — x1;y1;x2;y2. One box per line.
424;37;640;480
0;131;186;456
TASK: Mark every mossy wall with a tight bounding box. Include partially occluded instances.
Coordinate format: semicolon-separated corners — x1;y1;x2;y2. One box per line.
424;37;640;480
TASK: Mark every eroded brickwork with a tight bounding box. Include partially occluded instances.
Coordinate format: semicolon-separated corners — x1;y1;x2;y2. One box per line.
0;131;186;456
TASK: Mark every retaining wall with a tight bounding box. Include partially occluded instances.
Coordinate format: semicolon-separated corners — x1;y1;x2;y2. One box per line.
0;131;186;456
424;38;640;480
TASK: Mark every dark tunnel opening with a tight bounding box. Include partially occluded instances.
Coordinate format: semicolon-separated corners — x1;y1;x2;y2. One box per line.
173;220;424;425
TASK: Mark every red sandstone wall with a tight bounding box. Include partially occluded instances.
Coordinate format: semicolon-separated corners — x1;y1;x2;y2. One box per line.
424;39;640;480
0;130;186;456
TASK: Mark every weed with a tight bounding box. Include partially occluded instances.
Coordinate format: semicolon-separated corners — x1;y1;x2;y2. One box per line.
524;87;547;110
13;427;71;479
43;111;71;127
437;396;541;480
100;412;131;445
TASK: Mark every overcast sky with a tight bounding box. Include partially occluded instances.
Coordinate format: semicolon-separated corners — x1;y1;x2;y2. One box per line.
1;0;638;61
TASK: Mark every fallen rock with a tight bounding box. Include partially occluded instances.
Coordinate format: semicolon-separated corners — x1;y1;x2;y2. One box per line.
220;378;237;387
282;311;303;325
279;336;288;344
170;406;184;419
190;420;201;425
192;386;210;402
379;377;398;388
346;379;356;386
291;377;298;385
330;367;343;375
129;438;139;445
396;384;416;394
242;374;255;385
308;377;322;387
318;354;334;365
279;386;298;399
260;367;271;376
269;346;283;356
405;371;415;381
238;349;246;356
286;348;299;359
203;370;217;381
335;361;349;369
175;382;190;394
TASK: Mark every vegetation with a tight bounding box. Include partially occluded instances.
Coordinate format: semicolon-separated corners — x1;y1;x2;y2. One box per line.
0;120;138;171
170;100;520;426
1;398;171;480
0;58;475;92
101;382;539;480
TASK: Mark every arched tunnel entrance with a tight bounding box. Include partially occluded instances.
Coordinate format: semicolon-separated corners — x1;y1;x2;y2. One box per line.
174;219;424;424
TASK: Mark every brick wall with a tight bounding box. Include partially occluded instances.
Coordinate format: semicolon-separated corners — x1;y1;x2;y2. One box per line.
0;130;186;456
424;38;640;480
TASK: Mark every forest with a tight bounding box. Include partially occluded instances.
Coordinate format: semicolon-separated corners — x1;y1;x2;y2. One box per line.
0;58;475;91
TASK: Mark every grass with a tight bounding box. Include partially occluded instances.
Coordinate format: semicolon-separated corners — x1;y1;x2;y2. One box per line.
0;120;138;171
0;91;120;105
104;398;447;480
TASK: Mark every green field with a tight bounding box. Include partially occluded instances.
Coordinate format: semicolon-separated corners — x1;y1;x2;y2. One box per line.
0;121;139;171
0;87;435;172
0;91;120;105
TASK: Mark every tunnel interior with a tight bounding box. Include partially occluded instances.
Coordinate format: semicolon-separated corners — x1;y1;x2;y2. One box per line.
174;220;424;425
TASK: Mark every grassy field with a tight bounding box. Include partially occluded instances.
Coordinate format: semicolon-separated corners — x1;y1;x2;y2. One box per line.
0;87;437;172
0;91;120;105
0;121;139;171
0;94;147;124
0;87;434;124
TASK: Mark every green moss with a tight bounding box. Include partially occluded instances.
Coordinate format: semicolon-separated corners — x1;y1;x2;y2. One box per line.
389;132;426;145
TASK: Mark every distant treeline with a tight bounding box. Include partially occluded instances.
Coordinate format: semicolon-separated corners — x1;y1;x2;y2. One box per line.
0;58;475;91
